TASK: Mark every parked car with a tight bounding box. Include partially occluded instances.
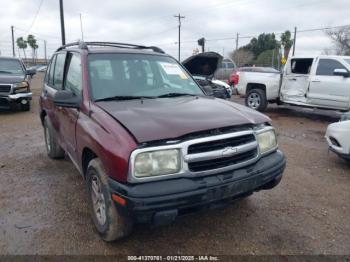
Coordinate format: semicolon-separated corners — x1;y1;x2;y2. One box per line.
39;41;286;241
214;58;236;81
182;52;231;99
0;56;36;111
35;65;47;72
325;113;350;160
238;55;350;112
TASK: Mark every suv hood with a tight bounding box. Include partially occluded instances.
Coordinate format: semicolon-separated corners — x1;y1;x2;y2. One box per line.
182;52;222;79
97;96;270;143
0;73;25;84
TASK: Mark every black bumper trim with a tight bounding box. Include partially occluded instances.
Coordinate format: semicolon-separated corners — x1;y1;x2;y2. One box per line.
108;150;286;224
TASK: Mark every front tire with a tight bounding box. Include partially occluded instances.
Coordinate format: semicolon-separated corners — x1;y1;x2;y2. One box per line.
20;101;30;111
86;158;133;241
43;116;65;159
245;89;268;112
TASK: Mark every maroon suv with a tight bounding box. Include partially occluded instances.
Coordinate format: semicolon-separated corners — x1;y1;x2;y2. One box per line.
39;42;286;241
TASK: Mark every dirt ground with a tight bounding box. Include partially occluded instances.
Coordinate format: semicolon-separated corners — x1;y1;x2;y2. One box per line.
0;74;349;255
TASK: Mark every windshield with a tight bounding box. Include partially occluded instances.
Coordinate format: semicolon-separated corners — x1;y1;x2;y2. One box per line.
88;53;203;101
0;59;24;74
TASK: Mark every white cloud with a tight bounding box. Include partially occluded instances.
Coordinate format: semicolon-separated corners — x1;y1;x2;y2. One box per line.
0;0;349;60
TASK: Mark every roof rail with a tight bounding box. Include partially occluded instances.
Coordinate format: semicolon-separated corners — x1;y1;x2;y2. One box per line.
55;41;165;54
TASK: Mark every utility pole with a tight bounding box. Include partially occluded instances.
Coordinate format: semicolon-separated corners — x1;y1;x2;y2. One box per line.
11;25;15;57
174;13;185;61
292;27;297;56
79;13;84;41
59;0;66;45
44;40;47;63
235;32;239;51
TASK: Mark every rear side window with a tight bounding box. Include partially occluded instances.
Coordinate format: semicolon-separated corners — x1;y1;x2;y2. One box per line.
316;59;348;76
291;58;313;74
53;53;66;89
45;55;56;85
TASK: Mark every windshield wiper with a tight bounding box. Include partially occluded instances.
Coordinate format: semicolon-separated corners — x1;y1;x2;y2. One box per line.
95;95;155;102
157;93;197;98
0;70;13;74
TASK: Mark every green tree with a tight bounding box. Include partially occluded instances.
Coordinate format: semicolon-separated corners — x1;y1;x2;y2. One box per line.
230;49;254;66
27;35;39;64
280;30;293;58
253;49;279;67
241;33;279;58
16;37;27;59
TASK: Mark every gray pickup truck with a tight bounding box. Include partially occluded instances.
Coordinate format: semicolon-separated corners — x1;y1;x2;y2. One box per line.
0;57;35;111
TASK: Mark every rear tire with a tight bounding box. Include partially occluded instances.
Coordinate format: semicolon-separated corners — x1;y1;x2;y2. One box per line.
43;116;65;159
245;89;268;112
86;158;133;241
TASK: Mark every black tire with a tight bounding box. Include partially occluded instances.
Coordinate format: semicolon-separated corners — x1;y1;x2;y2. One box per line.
86;158;133;241
245;89;268;112
43;116;65;159
20;101;30;111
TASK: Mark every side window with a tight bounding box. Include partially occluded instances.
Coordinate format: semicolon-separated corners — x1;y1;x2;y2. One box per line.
53;53;66;89
291;58;313;74
46;55;56;86
316;59;347;76
227;62;235;69
65;53;82;96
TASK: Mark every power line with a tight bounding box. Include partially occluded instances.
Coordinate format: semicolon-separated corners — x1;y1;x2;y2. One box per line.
26;0;44;33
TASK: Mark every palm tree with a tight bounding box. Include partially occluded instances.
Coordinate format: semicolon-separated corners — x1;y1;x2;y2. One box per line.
280;31;294;58
16;37;27;59
27;35;38;64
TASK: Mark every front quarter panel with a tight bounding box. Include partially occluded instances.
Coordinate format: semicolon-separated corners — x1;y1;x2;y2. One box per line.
76;103;138;182
325;120;350;155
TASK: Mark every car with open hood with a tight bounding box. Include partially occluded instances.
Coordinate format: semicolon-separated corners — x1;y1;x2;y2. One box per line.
39;41;286;241
182;52;232;99
0;56;36;111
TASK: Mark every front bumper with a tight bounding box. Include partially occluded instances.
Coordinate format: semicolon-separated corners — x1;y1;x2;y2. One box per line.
8;92;32;100
108;150;286;225
0;92;32;109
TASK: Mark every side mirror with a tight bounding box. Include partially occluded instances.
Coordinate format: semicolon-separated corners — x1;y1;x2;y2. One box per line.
26;69;36;76
53;90;81;108
333;68;349;77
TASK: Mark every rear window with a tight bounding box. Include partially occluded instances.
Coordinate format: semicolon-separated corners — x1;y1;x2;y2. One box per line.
0;59;24;74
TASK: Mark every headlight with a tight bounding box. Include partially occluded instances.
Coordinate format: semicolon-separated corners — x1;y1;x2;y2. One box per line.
340;113;350;122
13;81;29;93
256;129;277;154
134;149;181;178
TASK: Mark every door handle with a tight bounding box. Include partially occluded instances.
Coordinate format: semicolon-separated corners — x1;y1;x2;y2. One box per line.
311;80;321;83
289;78;297;81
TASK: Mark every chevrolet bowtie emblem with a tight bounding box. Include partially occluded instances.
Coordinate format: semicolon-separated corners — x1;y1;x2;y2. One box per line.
222;147;238;157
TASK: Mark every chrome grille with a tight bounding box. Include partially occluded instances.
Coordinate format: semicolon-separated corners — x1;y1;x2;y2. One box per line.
184;131;258;173
188;148;258;172
188;134;255;154
0;85;11;93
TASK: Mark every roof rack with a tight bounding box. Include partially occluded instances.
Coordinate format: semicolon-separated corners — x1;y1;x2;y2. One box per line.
56;41;165;54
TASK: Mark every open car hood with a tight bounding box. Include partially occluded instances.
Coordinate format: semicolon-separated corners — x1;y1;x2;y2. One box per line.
182;52;222;78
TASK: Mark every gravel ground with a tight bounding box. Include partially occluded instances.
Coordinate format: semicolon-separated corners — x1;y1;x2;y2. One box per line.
0;74;349;255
